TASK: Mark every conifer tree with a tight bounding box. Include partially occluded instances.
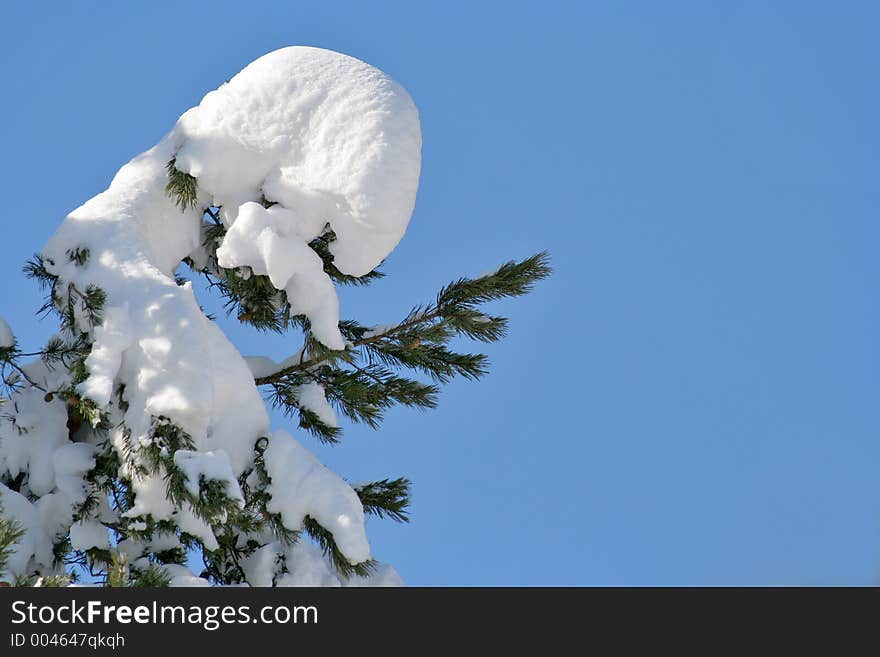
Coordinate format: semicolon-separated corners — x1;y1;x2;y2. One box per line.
0;47;549;586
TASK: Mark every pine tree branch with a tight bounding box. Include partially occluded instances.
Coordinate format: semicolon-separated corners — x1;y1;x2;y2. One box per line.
355;478;411;523
303;516;376;578
2;359;48;393
254;309;444;385
204;206;222;225
0;502;25;580
165;158;199;212
253;251;551;385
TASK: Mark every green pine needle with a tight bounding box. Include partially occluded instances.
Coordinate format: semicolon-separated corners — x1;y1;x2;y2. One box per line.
0;503;25;580
355;478;411;523
165;158;199;211
303;516;376;579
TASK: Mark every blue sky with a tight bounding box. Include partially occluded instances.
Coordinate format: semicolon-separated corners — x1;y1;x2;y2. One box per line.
2;1;878;585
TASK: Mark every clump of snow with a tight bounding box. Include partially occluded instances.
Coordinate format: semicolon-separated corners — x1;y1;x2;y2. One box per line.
162;563;212;587
293;382;338;427
216;203;344;349
241;539;404;587
192;46;421;348
264;430;369;564
243;355;281;379
275;540;343;587
173;503;219;551
277;350;307;370
345;563;405;587
0;484;51;575
77;306;132;407
362;324;391;339
120;471;174;522
243;348;311;380
178;46;421;278
1;388;70;497
173;449;245;506
52;443;96;505
0;317;14;349
241;543;283;587
0;486;73;576
69;519;109;551
116;529;183;566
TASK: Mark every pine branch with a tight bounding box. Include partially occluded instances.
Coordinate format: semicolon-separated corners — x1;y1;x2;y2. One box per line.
165;158;199;212
364;342;488;383
436;251;552;309
186;215;386;334
66;247;91;267
23;254;61;320
190;221;293;333
355;478;411;523
287;404;342;444
130;563;171;587
0;502;25;580
303;516;376;578
2;355;49;394
309;229;386;287
319;367;438;428
254;252;551;385
104;551;129;587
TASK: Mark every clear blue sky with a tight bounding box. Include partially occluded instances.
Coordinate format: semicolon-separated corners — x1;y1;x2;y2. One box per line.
2;2;878;585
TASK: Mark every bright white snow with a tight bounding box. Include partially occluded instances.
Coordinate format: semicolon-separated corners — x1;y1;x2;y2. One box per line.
1;388;69;497
294;382;338;428
264;429;369;564
240;539;404;587
52;443;97;505
173;449;245;507
69;519;109;551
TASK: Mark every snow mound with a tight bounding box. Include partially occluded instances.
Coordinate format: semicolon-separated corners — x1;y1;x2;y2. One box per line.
1;387;69;497
69;519;109;551
173;449;245;507
162;563;212;587
203;47;420;348
182;46;422;278
241;539;404;587
0;485;71;576
293;382;338;428
264;429;369;564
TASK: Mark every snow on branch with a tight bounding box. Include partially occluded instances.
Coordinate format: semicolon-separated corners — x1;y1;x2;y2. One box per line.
2;47;423;586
